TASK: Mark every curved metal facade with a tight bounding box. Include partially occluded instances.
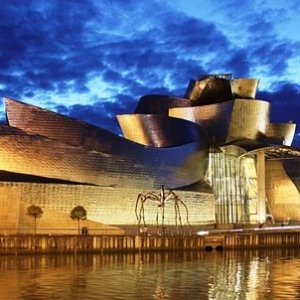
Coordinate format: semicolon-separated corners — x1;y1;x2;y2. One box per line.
226;99;270;142
266;160;300;221
169;101;234;144
0;125;208;190
117;114;206;147
230;78;259;99
185;77;233;105
5;97;121;153
266;123;296;146
1;97;214;233
1;74;300;232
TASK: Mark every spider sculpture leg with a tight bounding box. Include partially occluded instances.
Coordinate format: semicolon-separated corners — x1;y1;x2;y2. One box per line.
135;194;143;229
141;198;147;228
174;199;183;229
173;199;178;229
177;198;190;226
156;206;159;229
135;194;147;230
144;193;160;232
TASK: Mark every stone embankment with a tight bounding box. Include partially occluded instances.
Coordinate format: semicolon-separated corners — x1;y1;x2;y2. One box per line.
1;227;300;254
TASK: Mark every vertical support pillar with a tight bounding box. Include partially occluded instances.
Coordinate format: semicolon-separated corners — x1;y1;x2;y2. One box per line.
257;151;266;224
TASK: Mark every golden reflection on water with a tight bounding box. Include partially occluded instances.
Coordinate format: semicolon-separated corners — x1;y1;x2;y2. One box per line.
1;249;300;299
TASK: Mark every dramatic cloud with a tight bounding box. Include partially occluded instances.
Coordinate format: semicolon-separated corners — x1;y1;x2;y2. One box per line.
0;0;299;144
257;82;300;146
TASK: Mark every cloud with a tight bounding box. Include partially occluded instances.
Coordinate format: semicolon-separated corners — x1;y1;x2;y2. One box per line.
257;81;300;146
53;92;138;135
258;82;300;123
0;0;299;138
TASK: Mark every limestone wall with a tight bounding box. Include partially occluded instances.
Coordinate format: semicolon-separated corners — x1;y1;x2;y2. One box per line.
0;182;216;234
0;186;21;234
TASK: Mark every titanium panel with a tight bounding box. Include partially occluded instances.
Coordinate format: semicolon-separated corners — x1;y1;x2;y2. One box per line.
4;97;208;157
231;78;259;99
283;159;300;193
169;100;234;144
117;114;205;147
266;123;296;146
3;74;300;227
0;125;208;189
185;77;233;105
266;160;300;221
226;99;270;142
5;97;121;153
134;95;191;115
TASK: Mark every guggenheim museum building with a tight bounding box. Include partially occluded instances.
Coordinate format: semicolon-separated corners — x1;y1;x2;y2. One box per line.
1;74;300;234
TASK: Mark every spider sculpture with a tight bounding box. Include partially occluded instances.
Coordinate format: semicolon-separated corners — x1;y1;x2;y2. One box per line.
135;186;190;234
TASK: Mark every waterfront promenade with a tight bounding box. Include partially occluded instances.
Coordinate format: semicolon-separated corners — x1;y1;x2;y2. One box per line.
1;225;300;254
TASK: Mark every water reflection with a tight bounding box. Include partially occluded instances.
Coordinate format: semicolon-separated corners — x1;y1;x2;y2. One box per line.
1;249;300;299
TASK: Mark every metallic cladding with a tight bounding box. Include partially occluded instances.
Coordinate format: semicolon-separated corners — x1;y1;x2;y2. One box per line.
2;73;300;229
266;123;296;146
266;160;300;221
169;100;234;144
5;97;121;153
117;114;207;147
0;125;208;189
185;77;233;105
230;78;259;99
4;98;209;188
226;99;270;142
283;159;300;193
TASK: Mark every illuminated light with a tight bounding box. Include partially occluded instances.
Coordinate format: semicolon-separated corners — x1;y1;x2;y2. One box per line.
196;230;209;236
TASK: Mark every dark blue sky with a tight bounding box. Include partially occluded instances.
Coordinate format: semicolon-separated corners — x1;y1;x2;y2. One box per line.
1;0;300;144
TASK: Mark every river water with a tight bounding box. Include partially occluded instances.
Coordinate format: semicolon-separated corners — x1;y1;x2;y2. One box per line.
1;249;300;299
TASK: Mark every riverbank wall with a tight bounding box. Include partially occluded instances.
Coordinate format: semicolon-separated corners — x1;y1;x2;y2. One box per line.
1;227;300;254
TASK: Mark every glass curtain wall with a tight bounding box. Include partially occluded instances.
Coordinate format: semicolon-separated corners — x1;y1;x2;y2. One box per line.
206;148;258;224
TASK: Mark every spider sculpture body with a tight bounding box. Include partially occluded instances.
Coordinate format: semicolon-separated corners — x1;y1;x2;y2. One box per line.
135;186;190;234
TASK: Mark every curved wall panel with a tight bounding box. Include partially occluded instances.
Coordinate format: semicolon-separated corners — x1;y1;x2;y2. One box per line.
226;99;270;142
6;98;201;154
169;100;234;144
135;95;191;115
266;123;296;146
231;78;259;99
185;77;233;105
0;125;208;190
117;114;205;147
5;97;121;153
283;159;300;193
266;160;300;221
